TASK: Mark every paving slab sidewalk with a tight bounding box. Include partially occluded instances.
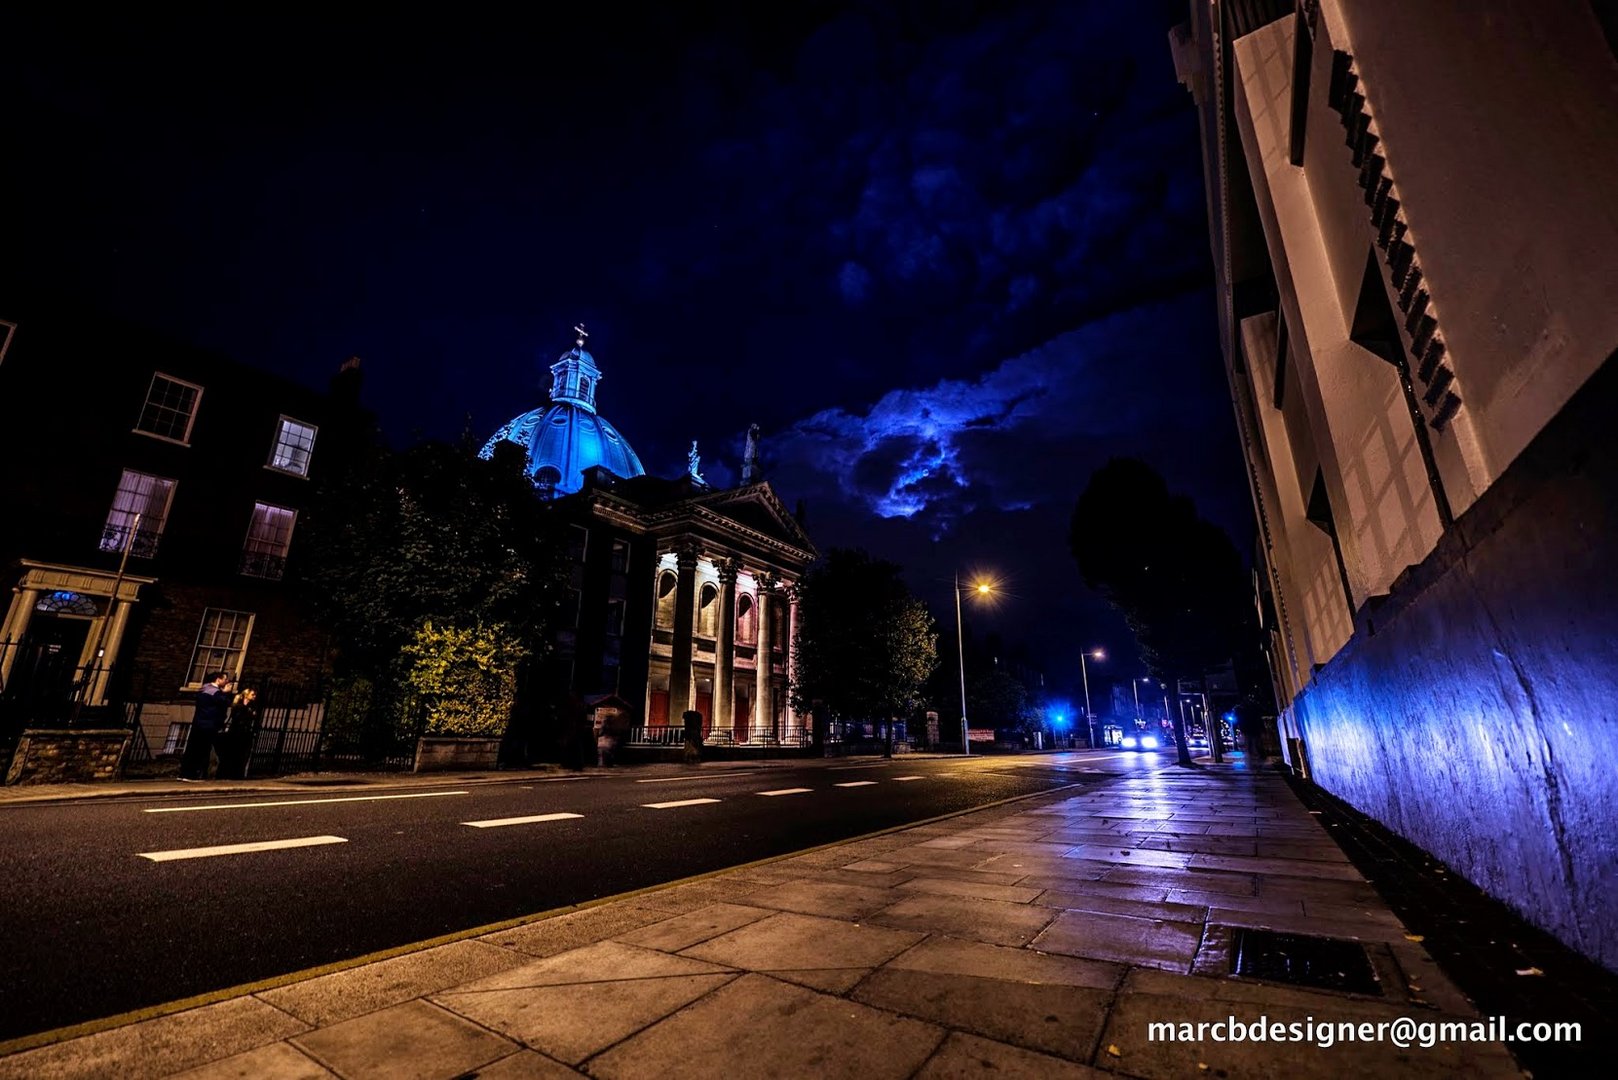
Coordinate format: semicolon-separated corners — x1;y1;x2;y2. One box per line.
0;765;1526;1079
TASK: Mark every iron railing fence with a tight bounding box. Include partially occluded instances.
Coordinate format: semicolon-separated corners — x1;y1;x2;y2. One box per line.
141;674;419;776
624;724;812;749
0;640;149;774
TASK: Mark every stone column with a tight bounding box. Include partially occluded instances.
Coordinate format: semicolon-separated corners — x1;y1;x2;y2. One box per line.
713;558;739;737
668;544;699;723
785;585;800;734
754;574;776;738
0;586;44;685
87;598;134;705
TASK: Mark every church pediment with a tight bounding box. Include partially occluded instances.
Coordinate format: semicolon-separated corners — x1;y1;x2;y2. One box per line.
692;483;815;554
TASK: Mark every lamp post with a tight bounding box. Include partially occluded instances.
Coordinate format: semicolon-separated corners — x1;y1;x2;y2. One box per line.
953;573;992;756
1079;647;1104;748
75;511;140;720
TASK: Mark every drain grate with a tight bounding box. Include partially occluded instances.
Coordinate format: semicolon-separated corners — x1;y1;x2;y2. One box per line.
1231;928;1383;995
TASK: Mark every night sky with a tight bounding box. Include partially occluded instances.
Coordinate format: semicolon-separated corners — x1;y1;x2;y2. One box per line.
4;3;1251;704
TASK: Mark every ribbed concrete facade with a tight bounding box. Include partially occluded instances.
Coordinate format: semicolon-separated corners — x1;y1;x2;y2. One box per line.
1173;0;1618;969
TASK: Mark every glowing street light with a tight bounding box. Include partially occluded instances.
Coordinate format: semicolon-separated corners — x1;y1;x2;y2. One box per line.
1079;647;1104;748
954;572;994;756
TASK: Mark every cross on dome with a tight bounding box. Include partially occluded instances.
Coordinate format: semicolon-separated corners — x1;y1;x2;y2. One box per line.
574;323;589;347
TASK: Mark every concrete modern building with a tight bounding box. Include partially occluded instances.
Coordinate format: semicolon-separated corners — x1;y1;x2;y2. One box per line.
483;333;817;746
1172;1;1618;969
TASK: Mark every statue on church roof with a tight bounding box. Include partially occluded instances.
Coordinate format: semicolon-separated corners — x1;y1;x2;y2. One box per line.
688;440;705;485
741;423;760;485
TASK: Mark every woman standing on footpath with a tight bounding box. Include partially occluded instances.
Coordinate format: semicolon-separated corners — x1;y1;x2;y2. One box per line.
218;687;259;779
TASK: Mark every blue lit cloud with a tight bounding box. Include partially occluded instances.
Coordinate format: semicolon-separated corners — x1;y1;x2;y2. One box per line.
770;293;1231;537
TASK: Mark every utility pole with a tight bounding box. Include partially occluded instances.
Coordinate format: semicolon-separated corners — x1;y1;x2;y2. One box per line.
76;512;139;722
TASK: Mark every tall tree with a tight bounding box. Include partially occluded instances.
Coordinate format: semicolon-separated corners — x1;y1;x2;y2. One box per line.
967;670;1036;731
1068;457;1262;766
300;437;568;701
790;548;938;750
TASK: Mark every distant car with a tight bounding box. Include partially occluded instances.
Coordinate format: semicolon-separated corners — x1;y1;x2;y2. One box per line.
1118;731;1163;751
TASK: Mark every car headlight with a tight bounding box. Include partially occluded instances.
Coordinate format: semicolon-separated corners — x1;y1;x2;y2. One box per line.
1142;735;1159;748
1121;736;1138;748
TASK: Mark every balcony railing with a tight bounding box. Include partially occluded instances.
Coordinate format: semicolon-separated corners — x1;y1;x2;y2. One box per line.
238;549;288;580
99;523;161;558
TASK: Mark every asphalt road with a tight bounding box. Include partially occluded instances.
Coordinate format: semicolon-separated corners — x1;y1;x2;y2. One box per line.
0;749;1164;1040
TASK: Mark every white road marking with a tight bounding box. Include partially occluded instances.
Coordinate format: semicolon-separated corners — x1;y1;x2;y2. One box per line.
138;835;347;862
643;798;722;809
834;781;878;788
757;788;813;796
893;776;924;781
463;812;584;829
143;791;469;814
636;772;752;783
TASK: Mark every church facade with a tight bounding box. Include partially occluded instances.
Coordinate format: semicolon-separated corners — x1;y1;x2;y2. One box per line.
482;332;816;743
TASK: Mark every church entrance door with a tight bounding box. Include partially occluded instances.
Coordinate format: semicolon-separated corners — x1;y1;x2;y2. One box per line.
695;692;712;737
733;687;750;744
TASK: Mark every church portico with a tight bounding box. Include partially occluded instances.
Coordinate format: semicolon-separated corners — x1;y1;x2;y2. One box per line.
644;543;802;745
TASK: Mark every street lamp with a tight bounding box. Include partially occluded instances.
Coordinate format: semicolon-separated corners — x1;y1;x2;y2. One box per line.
954;573;993;756
1079;647;1104;748
1132;676;1152;722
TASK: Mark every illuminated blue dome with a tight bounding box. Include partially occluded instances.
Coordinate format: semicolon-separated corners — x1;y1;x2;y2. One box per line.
480;337;646;496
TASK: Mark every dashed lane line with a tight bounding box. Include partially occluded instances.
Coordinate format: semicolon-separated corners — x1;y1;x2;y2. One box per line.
833;781;878;788
636;772;753;784
138;836;348;862
893;776;924;781
757;788;813;796
463;813;584;829
143;791;470;813
642;798;722;809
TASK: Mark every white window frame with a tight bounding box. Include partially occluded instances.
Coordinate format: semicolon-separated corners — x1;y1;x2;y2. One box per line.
101;469;177;557
266;415;319;477
241;501;298;579
133;372;205;446
184;608;255;688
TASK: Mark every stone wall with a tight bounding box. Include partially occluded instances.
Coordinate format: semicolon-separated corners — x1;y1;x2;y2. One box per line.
1292;351;1618;971
413;736;502;773
6;730;132;784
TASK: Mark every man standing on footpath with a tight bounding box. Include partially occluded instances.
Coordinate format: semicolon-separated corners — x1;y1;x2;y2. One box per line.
180;671;234;781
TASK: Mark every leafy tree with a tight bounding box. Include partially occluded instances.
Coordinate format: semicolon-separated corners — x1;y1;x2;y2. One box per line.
1069;458;1264;766
300;437;568;741
967;670;1036;731
401;621;524;736
790;548;938;750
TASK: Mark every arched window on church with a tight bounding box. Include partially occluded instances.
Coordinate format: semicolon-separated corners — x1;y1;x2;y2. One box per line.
736;594;756;645
697;583;718;638
655;571;678;629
